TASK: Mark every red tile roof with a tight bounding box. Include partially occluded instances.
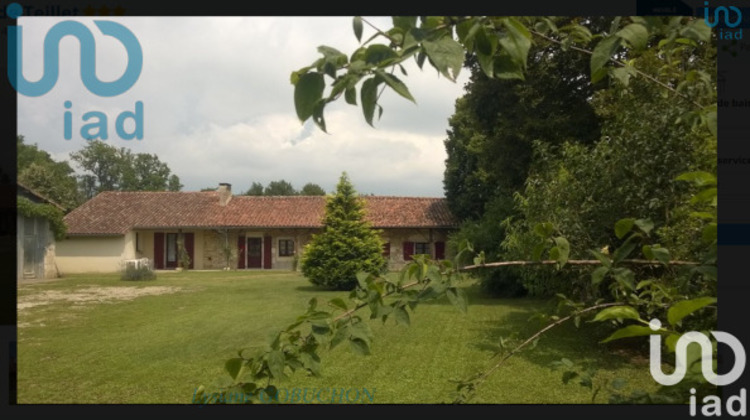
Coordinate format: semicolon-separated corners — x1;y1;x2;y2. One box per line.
63;192;457;236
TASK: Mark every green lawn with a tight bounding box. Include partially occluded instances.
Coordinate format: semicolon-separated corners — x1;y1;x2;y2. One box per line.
17;270;660;404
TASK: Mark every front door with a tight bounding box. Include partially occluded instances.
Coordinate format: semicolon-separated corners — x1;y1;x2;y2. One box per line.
165;233;178;268
246;237;262;268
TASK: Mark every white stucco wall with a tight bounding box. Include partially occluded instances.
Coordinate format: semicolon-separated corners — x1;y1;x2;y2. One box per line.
55;235;128;274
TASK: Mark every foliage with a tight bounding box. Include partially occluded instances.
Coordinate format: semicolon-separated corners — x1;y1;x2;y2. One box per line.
17;196;67;240
245;182;265;196
120;264;156;281
168;174;183;191
264;179;298;196
300;173;386;290
17;135;82;210
300;182;326;196
70;140;181;198
443;21;602;221
282;15;718;404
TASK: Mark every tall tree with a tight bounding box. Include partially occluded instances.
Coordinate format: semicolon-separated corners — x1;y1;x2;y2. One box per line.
70;140;181;197
300;172;386;290
17;135;82;210
263;180;297;196
300;182;326;196
245;182;264;196
167;174;183;191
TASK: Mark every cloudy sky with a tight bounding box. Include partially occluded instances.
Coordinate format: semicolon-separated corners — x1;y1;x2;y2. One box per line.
16;16;470;196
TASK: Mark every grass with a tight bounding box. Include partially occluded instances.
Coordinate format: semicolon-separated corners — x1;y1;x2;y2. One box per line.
17;270;660;404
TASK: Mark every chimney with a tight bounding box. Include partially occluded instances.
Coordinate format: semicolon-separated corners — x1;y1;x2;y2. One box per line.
218;183;232;206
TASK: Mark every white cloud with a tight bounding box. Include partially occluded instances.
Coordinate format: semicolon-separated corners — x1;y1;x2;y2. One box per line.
17;16;468;197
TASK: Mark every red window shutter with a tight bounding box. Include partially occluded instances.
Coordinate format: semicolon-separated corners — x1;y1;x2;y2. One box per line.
403;241;414;261
382;243;391;259
435;241;445;260
154;232;164;269
263;236;273;269
184;233;195;269
237;235;246;269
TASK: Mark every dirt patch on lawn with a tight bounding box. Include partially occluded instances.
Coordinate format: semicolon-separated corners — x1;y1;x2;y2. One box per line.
17;286;182;312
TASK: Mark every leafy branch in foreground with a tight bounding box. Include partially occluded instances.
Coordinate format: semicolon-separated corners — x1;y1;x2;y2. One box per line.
195;252;470;404
291;16;715;134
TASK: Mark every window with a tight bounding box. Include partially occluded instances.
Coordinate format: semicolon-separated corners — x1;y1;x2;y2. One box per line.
278;239;295;257
415;242;430;256
135;232;142;253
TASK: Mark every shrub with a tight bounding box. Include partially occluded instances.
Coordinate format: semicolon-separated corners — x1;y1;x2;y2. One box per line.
301;172;387;290
121;264;156;281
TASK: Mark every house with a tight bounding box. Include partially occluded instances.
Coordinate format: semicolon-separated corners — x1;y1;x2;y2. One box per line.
55;183;457;273
17;182;63;281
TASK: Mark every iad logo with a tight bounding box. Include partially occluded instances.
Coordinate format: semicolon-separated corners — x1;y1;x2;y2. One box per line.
649;319;747;417
6;2;144;140
704;1;744;40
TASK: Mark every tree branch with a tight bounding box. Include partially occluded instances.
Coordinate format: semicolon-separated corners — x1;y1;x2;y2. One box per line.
461;258;699;271
455;301;624;402
528;29;705;109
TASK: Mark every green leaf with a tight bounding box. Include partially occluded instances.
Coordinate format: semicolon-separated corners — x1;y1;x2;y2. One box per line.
349;320;373;345
493;51;525;80
375;70;416;103
706;109;717;138
353;16;363;43
642;245;654;260
225;358;243;380
614;218;635;239
356;271;371;289
294;72;325;122
690;187;718;206
344;86;357;105
311;99;327;132
634;219;654;235
474;26;498;78
446;287;468;313
651;246;670;265
675;171;716;187
600;325;655;343
590;67;609;84
330;325;349;350
590;35;621;79
612;268;636;291
299;351;321;376
591;266;609;286
680;19;711;42
553;236;570;266
422;36;465;81
266;350;286;379
589;249;612;268
394;306;411;326
533;222;554;238
329;298;348;311
667;297;717;326
616;23;648;50
610;66;631;86
393;16;417;31
613;237;637;264
498;17;531;71
360;77;380;127
365;44;398;65
665;333;680;353
532;243;546;262
592;306;642;322
349;337;371;355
